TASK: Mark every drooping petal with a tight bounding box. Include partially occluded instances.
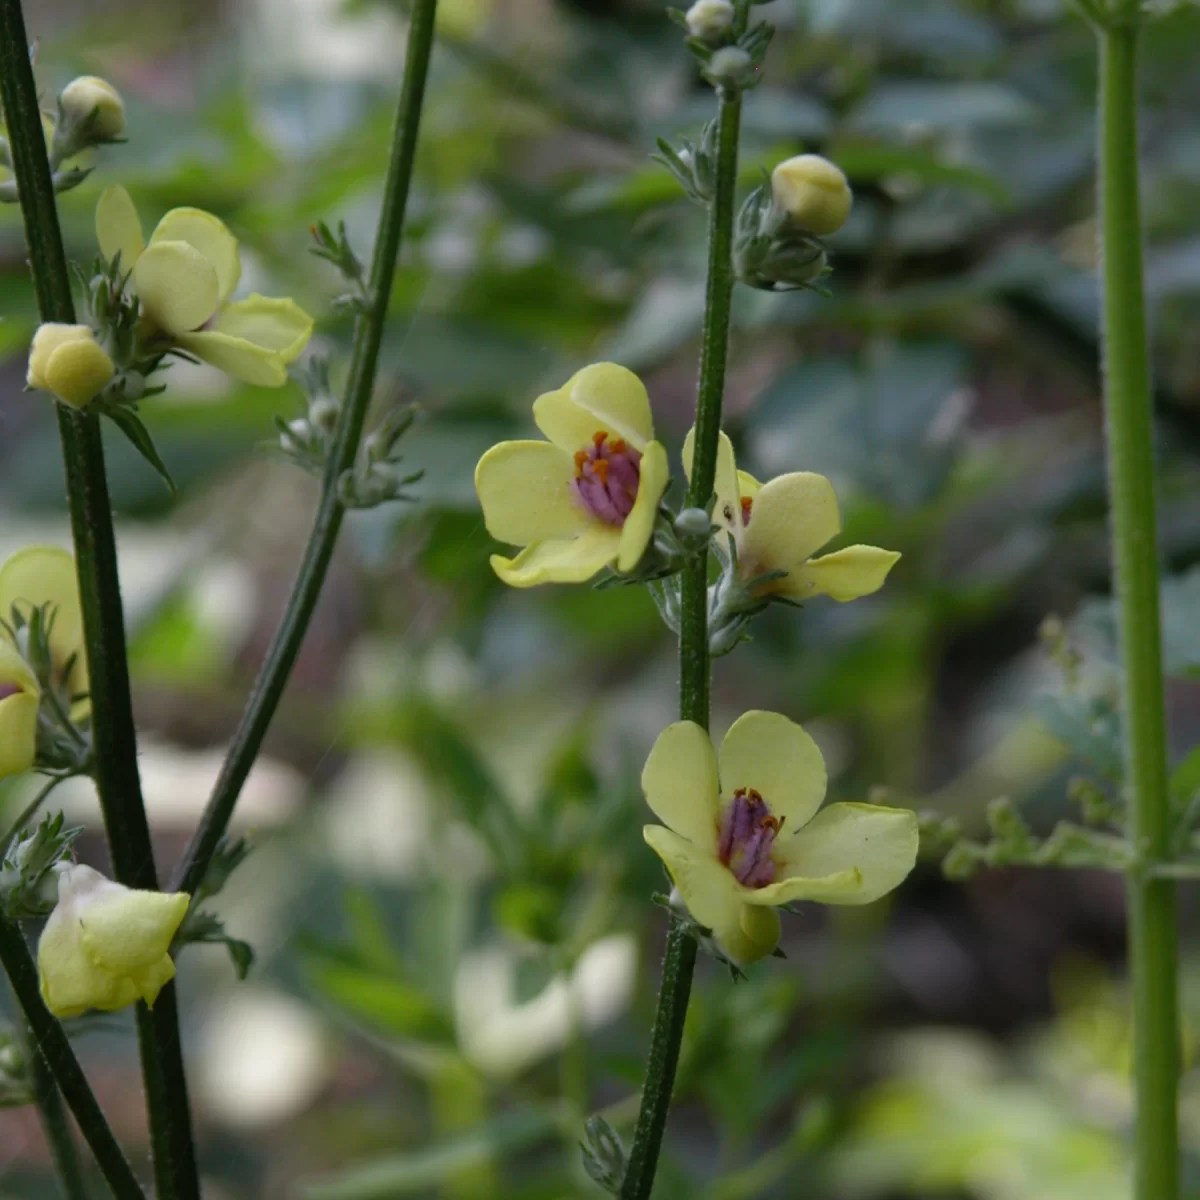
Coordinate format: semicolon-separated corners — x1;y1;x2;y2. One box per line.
682;428;741;536
174;330;287;387
134;241;221;336
779;545;901;603
79;887;190;974
746;802;919;907
475;440;590;546
641;721;720;847
643;825;765;960
740;472;840;577
39;902;135;1018
0;547;87;706
717;710;826;833
617;440;669;572
95;184;144;269
490;527;622;588
209;295;314;363
127;955;178;1008
150;207;241;302
533;363;654;454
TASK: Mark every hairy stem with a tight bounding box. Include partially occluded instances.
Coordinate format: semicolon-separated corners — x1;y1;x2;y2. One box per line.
0;915;145;1199
172;0;441;897
620;86;742;1200
1097;20;1179;1200
0;3;199;1196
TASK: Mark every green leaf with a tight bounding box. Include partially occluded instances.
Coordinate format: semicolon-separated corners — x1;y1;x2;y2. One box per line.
174;910;254;980
102;404;177;496
1171;745;1200;807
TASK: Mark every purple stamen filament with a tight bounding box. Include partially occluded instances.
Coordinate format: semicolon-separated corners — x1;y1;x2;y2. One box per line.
571;431;642;527
717;787;782;888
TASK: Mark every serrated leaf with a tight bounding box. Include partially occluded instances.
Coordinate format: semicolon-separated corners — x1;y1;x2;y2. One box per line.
102;405;177;495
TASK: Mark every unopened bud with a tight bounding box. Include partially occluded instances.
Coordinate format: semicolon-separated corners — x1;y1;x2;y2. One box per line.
59;77;126;142
685;0;735;43
27;324;115;409
771;155;853;236
674;507;712;540
705;46;754;90
309;398;339;435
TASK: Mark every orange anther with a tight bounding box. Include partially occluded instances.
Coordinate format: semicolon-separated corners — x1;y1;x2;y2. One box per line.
593;459;610;484
761;815;780;833
574;450;588;477
610;438;626;455
740;497;753;524
747;788;763;804
592;431;608;448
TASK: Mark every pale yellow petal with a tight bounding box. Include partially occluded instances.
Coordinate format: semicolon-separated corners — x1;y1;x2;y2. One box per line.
44;338;115;409
475;440;589;546
128;955;177;1008
80;888;190;974
95;184;144;269
718;710;826;832
617;440;669;572
682;428;741;536
0;693;39;778
150;207;241;302
740;472;840;577
745;802;918;907
737;470;762;501
39;906;129;1018
779;545;901;603
641;721;720;847
210;295;313;362
134;241;220;335
0;547;87;705
489;527;622;588
175;330;288;387
533;363;654;453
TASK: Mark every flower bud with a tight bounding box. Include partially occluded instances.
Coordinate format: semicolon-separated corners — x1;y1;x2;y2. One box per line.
27;324;115;409
685;0;734;43
37;864;190;1018
59;76;126;141
770;155;853;236
705;46;754;90
674;507;713;540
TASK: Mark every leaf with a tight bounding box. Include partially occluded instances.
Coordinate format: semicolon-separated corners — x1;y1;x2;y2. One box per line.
102;405;177;495
175;910;254;980
302;954;452;1042
1171;746;1200;806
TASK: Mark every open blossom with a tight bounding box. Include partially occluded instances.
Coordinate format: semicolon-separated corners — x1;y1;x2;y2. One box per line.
684;430;900;602
95;184;313;387
475;363;670;587
0;547;88;718
643;711;918;963
38;864;190;1018
27;323;115;409
0;640;39;780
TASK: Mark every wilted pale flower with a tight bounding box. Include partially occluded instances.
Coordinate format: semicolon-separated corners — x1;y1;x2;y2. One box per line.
0;640;39;780
0;546;88;717
59;76;126;141
474;363;670;587
26;324;115;409
685;0;735;42
38;864;190;1018
683;430;900;602
771;155;853;237
95;184;313;387
643;712;918;963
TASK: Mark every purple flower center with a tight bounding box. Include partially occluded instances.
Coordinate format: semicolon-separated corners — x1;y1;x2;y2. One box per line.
0;682;20;702
571;432;642;527
717;787;782;888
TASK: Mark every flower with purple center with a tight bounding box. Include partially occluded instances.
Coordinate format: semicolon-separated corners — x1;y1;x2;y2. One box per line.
0;640;40;780
642;710;918;964
475;363;670;587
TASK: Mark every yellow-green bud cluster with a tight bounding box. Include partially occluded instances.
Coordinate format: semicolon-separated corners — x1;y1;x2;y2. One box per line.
27;324;115;409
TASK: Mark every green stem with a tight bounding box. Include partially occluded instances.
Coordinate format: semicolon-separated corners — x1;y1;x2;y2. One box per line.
620;87;742;1200
0;915;145;1200
172;0;440;898
1097;21;1179;1200
29;1042;90;1200
0;4;200;1195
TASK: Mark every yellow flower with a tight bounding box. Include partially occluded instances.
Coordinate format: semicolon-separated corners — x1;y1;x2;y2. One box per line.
95;184;314;387
474;363;670;587
683;430;900;603
0;640;39;780
27;323;115;409
0;547;88;718
642;711;918;964
771;155;853;237
59;76;126;141
38;864;190;1018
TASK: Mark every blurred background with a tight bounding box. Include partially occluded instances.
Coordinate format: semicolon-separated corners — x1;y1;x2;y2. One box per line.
4;0;1200;1196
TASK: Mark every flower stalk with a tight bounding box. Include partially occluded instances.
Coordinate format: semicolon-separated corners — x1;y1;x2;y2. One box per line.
173;0;440;897
620;85;742;1200
1096;15;1180;1198
0;2;200;1196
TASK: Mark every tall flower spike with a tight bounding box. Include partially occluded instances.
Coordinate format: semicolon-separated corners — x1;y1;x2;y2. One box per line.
475;363;670;587
0;546;89;718
37;865;190;1018
682;429;900;602
642;711;918;964
95;185;314;387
